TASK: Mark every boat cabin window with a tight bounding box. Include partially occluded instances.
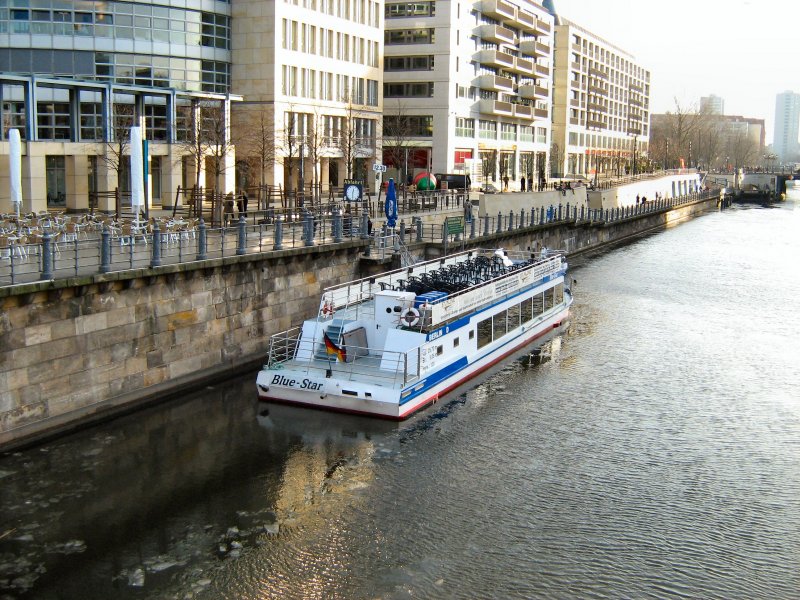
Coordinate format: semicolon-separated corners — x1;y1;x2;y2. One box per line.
507;304;521;329
436;345;443;356
544;289;554;311
453;337;460;348
477;318;492;349
532;292;544;317
469;330;475;340
554;282;564;305
493;309;508;340
521;298;533;322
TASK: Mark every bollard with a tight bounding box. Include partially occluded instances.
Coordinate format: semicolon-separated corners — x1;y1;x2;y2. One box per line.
497;211;503;234
520;208;525;228
196;218;208;260
150;221;162;267
470;214;476;239
415;216;423;243
604;208;609;221
540;206;545;224
100;225;111;273
565;203;570;221
398;218;405;245
531;207;536;225
303;212;314;246
237;215;247;255
483;214;489;237
580;205;585;221
334;210;343;243
360;212;370;240
41;231;53;280
508;210;514;231
558;204;563;221
274;217;284;250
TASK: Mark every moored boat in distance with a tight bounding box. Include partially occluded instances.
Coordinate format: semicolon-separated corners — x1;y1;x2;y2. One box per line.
256;248;572;419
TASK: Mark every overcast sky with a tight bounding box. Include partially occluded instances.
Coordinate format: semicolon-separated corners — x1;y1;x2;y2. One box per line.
555;0;799;145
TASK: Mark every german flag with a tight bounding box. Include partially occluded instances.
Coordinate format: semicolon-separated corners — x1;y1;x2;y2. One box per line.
323;331;346;362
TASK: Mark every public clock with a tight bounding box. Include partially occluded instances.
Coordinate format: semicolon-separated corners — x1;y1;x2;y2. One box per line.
344;183;362;202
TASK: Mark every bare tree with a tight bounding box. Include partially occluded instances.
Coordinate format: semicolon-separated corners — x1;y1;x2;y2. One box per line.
238;104;276;192
98;102;135;190
305;108;325;204
280;107;304;199
200;100;236;195
382;100;414;185
727;129;758;188
549;142;564;178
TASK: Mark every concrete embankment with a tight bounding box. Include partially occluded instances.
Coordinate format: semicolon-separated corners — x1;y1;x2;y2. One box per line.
0;193;720;450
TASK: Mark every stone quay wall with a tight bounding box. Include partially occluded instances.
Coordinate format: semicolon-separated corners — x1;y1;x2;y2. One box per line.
0;195;719;450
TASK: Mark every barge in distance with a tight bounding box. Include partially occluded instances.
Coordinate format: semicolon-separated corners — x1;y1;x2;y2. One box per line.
256;248;572;419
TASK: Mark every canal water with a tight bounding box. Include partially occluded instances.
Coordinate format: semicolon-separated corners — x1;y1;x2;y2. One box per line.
2;201;799;600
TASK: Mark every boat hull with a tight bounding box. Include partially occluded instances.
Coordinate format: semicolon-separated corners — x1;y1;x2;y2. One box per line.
257;302;570;420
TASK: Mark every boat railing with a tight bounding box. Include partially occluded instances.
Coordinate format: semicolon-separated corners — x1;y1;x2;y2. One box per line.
266;327;302;366
267;329;422;386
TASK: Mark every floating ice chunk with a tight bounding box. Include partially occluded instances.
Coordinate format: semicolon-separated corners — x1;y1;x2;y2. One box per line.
128;568;145;587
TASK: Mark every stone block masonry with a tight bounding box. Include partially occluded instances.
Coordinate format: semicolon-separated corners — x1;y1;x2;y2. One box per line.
0;243;366;449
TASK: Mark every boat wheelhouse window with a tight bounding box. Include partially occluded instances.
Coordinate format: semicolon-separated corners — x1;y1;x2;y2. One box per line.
477;318;492;348
437;345;443;355
507;303;521;330
544;288;554;311
453;337;459;348
521;298;533;322
532;292;544;316
493;309;507;340
554;282;564;305
469;330;475;340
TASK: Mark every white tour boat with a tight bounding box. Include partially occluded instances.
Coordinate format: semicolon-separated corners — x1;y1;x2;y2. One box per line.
256;248;572;419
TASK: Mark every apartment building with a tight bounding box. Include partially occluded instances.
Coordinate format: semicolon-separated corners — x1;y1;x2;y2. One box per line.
551;18;650;180
0;0;237;214
382;0;554;190
232;0;383;194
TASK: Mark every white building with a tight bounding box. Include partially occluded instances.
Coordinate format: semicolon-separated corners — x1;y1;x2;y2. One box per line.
382;0;554;190
700;94;725;115
231;0;383;196
773;90;800;164
550;18;650;180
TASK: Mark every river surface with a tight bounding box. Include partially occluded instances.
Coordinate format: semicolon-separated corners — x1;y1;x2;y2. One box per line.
2;201;799;600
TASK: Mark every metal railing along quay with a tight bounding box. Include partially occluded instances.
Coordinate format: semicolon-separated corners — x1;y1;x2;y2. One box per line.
1;192;713;288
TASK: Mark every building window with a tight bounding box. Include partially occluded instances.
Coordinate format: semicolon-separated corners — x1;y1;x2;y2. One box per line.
385;55;434;71
455;118;474;137
385;2;436;17
383;82;434;98
478;120;496;140
385;28;434;45
46;156;66;207
37;102;71;141
500;123;517;141
201;12;230;49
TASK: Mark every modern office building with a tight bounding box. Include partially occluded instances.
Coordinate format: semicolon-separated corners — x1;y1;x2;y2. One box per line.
0;0;237;214
231;0;383;195
381;0;555;190
700;94;724;115
773;90;800;163
550;18;650;180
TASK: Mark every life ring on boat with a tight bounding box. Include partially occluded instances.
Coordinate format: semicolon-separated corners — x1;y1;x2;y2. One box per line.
400;307;420;327
320;300;335;317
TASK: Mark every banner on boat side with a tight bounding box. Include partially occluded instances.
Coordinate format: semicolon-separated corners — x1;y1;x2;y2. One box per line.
430;256;563;324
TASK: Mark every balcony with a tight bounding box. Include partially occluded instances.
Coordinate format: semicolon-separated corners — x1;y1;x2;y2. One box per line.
479;98;514;116
627;126;642;136
533;18;551;36
570;98;581;108
518;83;549;100
535;63;550;77
513;103;532;118
587;100;605;112
475;73;514;92
512;56;534;75
478;23;515;45
481;0;516;23
588;83;607;96
570;61;581;72
588;66;607;79
476;49;514;69
587;118;605;129
518;39;550;58
628;97;643;107
515;10;536;32
629;82;643;92
569;117;581;126
534;107;549;119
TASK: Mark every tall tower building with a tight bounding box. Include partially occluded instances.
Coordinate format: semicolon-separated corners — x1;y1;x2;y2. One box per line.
700;94;724;115
773;90;800;163
382;0;555;189
232;0;383;194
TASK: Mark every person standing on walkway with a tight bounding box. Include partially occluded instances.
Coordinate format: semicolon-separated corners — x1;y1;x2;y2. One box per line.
224;192;235;227
503;175;509;191
520;175;526;192
240;189;249;217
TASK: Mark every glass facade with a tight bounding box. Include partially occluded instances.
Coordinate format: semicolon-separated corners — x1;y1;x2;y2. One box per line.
0;1;231;93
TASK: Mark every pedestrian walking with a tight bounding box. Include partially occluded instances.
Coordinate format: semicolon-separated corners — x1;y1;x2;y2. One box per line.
223;192;235;227
503;175;509;191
